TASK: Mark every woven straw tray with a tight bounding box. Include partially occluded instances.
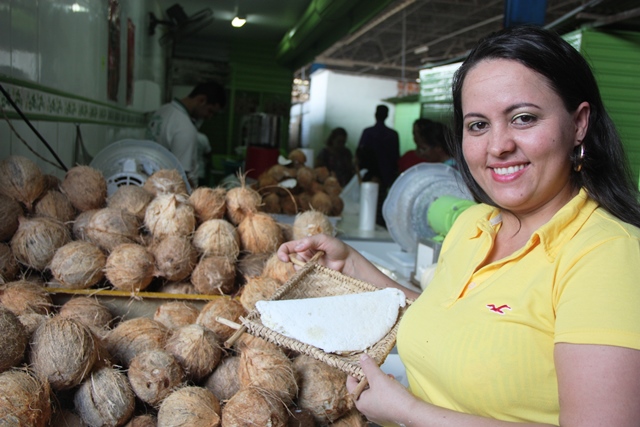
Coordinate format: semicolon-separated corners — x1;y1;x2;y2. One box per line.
237;260;413;381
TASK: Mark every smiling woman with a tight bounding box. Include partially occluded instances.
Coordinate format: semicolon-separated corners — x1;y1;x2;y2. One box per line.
277;25;640;427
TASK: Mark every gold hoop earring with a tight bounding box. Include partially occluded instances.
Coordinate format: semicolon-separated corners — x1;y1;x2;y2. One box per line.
574;143;585;172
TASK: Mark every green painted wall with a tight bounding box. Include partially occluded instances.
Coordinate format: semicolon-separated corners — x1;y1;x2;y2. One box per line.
393;102;421;154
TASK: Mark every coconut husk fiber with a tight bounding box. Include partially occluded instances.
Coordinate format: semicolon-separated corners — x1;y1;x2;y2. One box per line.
0;242;19;284
292;210;335;240
58;296;114;334
203;355;240;402
29;317;97;390
157;386;221;427
50;241;106;289
144;193;195;240
288;408;317;427
165;324;223;382
0;368;51;427
85;207;141;253
10;216;71;271
128;349;185;407
262;253;296;284
293;355;353;424
104;243;155;292
237;212;283;255
143;169;187;197
153;301;199;331
124;414;157;427
17;312;48;338
72;209;98;241
225;182;261;226
221;387;288;427
106;317;168;367
236;252;270;280
0;306;28;373
239;275;283;312
238;345;298;404
74;366;135;427
107;184;154;220
34;189;76;225
0;193;23;241
192;218;240;260
329;408;369;426
196;297;246;342
191;255;236;295
189;186;226;223
0;280;53;316
0;155;47;212
158;281;197;295
149;235;197;282
60;165;107;212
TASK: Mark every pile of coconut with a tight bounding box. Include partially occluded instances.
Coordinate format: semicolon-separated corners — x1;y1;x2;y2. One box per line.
0;154;366;425
252;149;345;217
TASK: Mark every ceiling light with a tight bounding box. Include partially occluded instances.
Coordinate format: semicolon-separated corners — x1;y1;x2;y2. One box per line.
231;16;246;27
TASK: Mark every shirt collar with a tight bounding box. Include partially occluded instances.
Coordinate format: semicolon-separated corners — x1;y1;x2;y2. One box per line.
470;188;597;260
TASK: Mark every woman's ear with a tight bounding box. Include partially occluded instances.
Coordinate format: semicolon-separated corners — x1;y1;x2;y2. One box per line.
574;101;590;146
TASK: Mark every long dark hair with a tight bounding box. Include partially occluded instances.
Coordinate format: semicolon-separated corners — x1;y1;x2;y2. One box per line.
451;25;640;227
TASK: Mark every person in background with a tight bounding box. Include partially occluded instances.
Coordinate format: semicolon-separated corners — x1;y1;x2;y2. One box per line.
278;25;640;426
196;132;212;187
398;118;456;173
315;127;355;187
146;81;226;188
356;104;400;227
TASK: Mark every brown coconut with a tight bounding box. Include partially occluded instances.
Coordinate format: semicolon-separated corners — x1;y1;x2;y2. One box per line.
238;345;298;404
42;173;61;191
158;281;197;295
164;324;223;382
125;414;157;427
192;218;240;259
106;317;168;367
233;332;280;353
237;212;283;254
10;216;71;271
189;186;226;223
0;193;23;241
85;207;141;252
143;169;188;196
144;193;196;240
153;301;199;330
329;408;369;426
314;166;331;184
296;166;316;191
149;235;197;282
74;366;135;427
268;164;294;182
0;280;53;315
0;368;51;427
309;191;332;215
60;165;107;212
157;386;221;427
58;296;113;333
18;312;48;338
49;409;88;427
0;242;19;284
203;355;240;402
329;194;345;216
262;253;296;284
225;180;262;226
293;355;353;424
293;210;335;240
289;408;318;427
261;192;281;214
221;387;288;427
34;189;76;225
105;243;155;292
0;155;47;212
107;184;154;219
0;306;28;372
196;297;246;342
236;252;270;279
191;255;236;295
288;149;307;168
30;317;97;390
128;349;184;407
50;241;106;289
72;209;98;241
239;276;282;312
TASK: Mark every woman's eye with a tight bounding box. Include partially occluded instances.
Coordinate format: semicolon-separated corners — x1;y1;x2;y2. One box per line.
513;113;536;125
468;121;487;132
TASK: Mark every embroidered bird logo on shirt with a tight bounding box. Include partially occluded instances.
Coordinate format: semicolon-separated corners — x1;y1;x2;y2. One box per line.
487;304;511;315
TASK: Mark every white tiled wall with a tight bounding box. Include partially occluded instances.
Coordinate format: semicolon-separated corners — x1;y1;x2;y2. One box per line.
0;0;165;180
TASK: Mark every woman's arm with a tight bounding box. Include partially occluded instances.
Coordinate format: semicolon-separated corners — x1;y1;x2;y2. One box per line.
345;344;640;427
277;234;419;299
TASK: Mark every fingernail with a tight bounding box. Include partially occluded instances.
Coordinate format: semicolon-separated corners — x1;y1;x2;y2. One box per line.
360;353;369;362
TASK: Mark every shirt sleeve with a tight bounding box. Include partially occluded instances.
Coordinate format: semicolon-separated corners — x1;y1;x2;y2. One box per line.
554;234;640;350
168;121;198;180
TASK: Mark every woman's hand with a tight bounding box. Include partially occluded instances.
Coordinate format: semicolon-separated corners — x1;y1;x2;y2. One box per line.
277;234;353;273
347;353;418;426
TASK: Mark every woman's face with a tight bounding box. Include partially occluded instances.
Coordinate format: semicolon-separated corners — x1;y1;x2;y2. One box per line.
461;59;589;216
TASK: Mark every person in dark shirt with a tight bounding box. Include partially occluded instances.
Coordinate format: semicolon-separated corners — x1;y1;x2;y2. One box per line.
316;127;355;187
356;105;400;227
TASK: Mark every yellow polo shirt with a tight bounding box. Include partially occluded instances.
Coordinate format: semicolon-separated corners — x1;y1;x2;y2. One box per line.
396;189;640;424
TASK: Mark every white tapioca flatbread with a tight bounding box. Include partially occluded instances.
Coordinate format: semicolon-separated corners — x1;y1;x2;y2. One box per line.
255;287;406;353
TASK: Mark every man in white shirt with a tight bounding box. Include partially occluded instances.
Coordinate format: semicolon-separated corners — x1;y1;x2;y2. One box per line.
146;81;226;187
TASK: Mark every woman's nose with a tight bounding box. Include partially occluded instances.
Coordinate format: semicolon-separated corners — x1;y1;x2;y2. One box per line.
487;126;516;157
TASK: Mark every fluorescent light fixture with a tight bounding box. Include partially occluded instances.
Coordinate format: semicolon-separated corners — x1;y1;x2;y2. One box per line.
231;16;246;27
